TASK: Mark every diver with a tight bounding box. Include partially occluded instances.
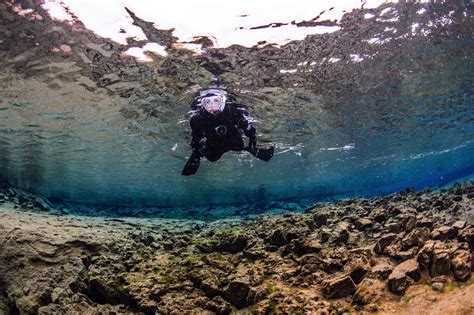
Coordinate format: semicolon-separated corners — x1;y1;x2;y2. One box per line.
182;78;274;176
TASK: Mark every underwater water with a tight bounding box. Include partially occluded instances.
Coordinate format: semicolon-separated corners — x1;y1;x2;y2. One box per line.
0;1;473;214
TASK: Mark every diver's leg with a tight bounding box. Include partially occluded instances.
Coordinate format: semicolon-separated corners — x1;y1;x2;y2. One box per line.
204;147;225;162
241;135;274;162
229;136;245;152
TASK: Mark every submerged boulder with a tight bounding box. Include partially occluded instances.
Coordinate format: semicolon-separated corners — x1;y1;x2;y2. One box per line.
374;233;397;255
458;226;474;251
353;278;385;305
387;259;420;295
431;226;457;241
287;237;322;256
354;218;373;230
223;280;255;309
322;275;356;299
371;260;394;280
451;250;471;282
401;227;431;250
330;222;350;245
266;229;289;247
312;213;328;228
430;250;451;277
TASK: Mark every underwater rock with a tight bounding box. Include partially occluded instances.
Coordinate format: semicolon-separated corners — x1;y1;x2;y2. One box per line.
266;229;289;247
223;280;253;309
204;296;232;314
241;247;267;260
458;226;474;251
87;277;133;306
200;234;250;254
417;239;461;275
387;259;420;295
319;247;350;274
1;180;473;313
403;215;418;232
401;227;431;250
286;236;322;257
330;222;350;245
415;219;434;230
451;250;472;282
452;220;467;230
374;233;397;255
199;277;222;298
319;226;332;243
431;226;458;241
369;208;387;223
384;221;403;233
312;213;328;228
417;240;437;271
432;282;444;291
322;275;356;299
370;260;394;280
353;278;385;305
354;218;373;231
0;293;9;315
430;249;451;277
345;256;372;285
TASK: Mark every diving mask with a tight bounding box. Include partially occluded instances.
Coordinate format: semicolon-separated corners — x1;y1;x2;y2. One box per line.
202;94;226;114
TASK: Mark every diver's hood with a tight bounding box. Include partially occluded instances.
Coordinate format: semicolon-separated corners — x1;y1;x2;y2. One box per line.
198;88;227;98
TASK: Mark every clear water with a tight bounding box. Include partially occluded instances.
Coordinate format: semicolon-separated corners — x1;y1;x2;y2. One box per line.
0;1;473;214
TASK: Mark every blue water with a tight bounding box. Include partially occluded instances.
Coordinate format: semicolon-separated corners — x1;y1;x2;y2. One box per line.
0;1;473;214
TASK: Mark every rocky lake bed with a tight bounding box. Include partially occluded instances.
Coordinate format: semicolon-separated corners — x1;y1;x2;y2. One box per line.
0;181;473;314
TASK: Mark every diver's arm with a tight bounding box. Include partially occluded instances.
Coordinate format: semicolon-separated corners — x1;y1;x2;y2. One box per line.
182;117;204;176
189;116;205;150
236;112;257;149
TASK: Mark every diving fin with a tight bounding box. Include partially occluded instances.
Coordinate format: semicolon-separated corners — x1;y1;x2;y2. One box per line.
245;146;274;162
182;151;201;176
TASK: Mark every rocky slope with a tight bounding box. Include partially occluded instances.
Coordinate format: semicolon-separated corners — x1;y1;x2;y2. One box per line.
0;181;473;314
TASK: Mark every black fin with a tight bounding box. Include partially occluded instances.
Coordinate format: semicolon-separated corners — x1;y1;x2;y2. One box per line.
245;146;274;162
255;146;274;162
182;152;201;176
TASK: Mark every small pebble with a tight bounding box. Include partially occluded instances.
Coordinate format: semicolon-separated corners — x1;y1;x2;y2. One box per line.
432;282;444;291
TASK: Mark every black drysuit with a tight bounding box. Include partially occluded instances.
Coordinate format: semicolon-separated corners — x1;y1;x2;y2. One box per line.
189;103;256;162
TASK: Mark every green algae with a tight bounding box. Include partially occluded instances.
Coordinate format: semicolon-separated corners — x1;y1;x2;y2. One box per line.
266;283;278;294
